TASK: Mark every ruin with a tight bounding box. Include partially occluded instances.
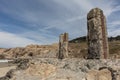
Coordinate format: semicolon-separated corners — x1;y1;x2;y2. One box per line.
58;33;69;59
87;8;109;59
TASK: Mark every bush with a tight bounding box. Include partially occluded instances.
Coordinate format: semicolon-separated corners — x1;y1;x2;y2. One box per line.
0;54;5;59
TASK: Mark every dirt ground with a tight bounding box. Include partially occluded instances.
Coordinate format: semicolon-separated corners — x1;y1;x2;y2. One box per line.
0;63;16;77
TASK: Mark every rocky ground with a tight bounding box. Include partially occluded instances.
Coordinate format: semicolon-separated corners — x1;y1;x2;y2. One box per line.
0;41;120;59
0;58;119;80
0;41;120;80
0;44;58;59
0;63;16;78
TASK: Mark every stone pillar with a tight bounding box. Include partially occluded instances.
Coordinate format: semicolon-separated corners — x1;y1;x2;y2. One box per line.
58;33;69;59
87;8;109;59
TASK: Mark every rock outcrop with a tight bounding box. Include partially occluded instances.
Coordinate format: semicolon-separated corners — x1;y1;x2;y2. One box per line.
1;44;58;59
1;59;119;80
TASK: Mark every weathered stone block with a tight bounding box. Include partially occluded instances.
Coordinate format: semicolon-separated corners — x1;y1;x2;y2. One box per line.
87;8;109;59
58;33;69;59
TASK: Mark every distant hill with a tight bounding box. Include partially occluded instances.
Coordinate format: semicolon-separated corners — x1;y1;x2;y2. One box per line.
69;36;86;43
108;35;120;41
69;35;120;43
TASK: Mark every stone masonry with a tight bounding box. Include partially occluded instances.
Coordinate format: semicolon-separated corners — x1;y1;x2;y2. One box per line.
58;33;69;59
87;8;109;59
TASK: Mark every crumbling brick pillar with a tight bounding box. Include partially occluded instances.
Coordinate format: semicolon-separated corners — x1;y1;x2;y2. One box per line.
87;8;109;59
58;33;69;59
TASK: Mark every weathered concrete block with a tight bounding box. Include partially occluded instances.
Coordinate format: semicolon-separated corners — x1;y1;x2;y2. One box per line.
87;8;109;59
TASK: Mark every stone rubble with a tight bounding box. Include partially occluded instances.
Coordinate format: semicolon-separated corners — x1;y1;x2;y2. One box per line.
0;58;119;80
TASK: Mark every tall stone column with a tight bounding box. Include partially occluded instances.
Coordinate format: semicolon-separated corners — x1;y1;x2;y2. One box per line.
87;8;109;59
58;33;69;59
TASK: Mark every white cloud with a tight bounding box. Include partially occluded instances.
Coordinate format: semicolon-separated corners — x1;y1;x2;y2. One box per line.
20;31;58;44
107;21;120;37
0;31;38;48
108;21;120;28
43;15;85;30
112;5;120;12
43;0;118;38
0;0;120;48
108;29;120;37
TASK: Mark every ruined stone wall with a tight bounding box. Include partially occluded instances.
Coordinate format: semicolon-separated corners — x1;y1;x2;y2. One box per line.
87;8;109;59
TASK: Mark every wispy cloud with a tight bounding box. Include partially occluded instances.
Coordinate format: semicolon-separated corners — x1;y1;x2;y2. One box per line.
0;31;38;48
108;29;120;37
108;21;120;28
0;0;120;48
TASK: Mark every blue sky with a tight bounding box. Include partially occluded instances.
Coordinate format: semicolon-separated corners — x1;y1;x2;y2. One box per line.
0;0;120;48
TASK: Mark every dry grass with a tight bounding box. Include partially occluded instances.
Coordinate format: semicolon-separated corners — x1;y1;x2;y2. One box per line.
69;41;120;59
68;42;87;58
1;41;120;59
109;41;120;58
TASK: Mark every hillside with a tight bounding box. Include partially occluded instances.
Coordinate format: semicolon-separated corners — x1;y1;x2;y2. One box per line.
69;35;120;43
0;39;120;59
